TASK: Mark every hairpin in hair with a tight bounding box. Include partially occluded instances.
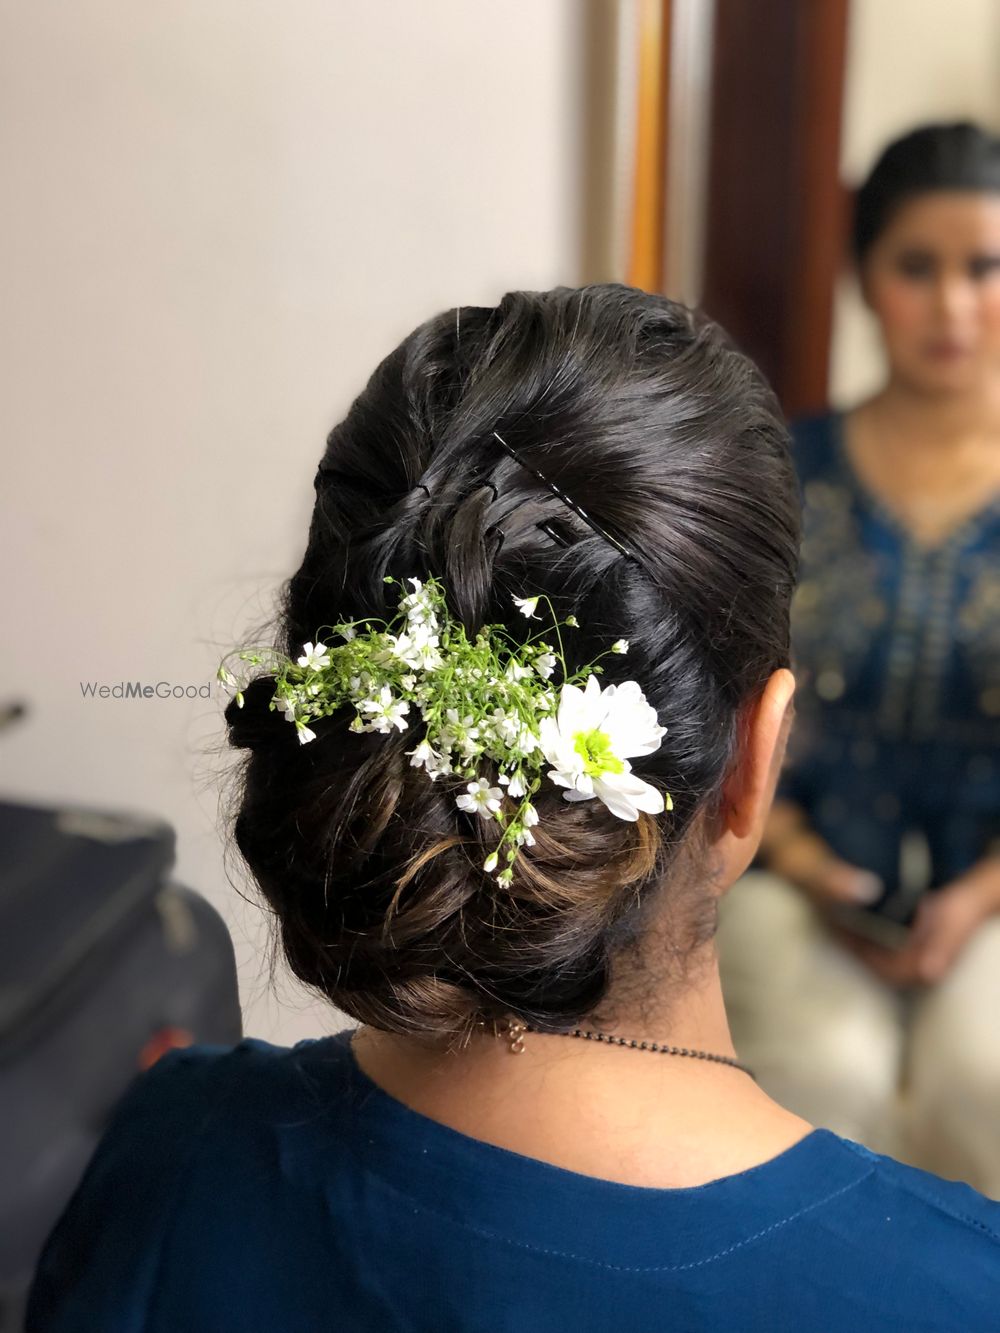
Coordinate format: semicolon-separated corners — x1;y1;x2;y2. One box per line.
492;431;636;563
536;518;571;548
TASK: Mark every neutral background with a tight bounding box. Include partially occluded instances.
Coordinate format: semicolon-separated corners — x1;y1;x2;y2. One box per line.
1;0;580;1043
3;0;999;1044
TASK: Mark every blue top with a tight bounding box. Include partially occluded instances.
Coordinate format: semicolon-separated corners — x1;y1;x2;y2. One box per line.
28;1032;1000;1331
782;412;1000;910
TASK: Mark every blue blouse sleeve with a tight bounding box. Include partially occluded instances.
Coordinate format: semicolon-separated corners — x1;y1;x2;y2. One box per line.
26;1046;234;1333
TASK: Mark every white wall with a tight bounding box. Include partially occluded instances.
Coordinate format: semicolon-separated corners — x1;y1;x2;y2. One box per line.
1;1;582;1044
830;0;1000;404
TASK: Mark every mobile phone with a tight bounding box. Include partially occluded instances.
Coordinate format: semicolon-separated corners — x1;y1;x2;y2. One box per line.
828;904;913;952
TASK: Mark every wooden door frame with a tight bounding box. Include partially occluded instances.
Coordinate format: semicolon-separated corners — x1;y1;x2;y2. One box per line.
701;0;850;417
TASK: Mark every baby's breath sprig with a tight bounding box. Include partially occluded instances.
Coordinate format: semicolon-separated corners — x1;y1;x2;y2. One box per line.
219;576;670;883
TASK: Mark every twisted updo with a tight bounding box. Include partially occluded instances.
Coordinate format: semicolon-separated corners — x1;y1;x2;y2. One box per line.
226;285;799;1038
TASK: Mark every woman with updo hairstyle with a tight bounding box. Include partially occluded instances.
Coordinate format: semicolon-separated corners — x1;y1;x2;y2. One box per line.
719;122;1000;1196
29;286;1000;1331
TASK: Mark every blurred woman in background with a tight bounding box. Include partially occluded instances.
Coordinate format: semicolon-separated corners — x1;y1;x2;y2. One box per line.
719;122;1000;1195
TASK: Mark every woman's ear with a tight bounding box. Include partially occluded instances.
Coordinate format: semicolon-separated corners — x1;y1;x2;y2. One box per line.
711;669;796;888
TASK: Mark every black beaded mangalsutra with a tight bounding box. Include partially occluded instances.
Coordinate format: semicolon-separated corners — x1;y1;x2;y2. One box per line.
504;1019;755;1081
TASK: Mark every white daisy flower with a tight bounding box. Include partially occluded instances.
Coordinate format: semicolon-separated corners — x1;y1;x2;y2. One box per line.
455;779;503;817
513;595;540;619
297;642;330;671
611;639;629;655
538;675;666;821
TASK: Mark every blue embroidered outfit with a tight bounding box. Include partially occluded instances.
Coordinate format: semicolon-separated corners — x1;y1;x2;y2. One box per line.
781;412;1000;919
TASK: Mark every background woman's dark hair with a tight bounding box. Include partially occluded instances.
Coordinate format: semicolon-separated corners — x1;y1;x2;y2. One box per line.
853;120;1000;262
226;284;799;1039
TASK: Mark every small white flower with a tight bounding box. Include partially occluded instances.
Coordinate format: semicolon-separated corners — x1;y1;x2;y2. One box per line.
441;709;479;750
483;852;499;873
505;661;534;683
538;675;666;821
565;615;579;628
415;640;444;671
534;652;557;679
360;685;410;734
400;579;438;630
611;639;629;655
486;707;522;745
217;665;236;686
455;779;503;817
515;724;541;756
513;595;540;619
337;624;357;642
386;630;435;669
273;693;297;721
297;724;317;745
297;642;331;671
408;739;435;769
497;868;514;886
523;803;539;827
401;674;417;691
500;771;527;798
514;827;535;848
349;716;364;733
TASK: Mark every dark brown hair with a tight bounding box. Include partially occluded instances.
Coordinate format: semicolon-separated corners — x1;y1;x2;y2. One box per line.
226;285;799;1039
853;121;1000;262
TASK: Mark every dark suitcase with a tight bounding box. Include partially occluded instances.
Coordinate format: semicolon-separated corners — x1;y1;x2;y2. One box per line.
0;800;243;1330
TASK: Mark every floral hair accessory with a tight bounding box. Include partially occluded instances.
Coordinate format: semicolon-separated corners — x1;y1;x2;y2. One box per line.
220;576;672;883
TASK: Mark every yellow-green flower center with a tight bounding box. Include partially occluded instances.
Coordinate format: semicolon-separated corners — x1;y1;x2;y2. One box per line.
573;728;624;777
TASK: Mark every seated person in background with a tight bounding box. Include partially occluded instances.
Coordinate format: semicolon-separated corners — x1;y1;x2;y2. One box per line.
719;123;1000;1196
29;286;1000;1331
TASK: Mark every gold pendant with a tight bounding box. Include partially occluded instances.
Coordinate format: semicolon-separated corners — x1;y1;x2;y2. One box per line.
506;1019;527;1054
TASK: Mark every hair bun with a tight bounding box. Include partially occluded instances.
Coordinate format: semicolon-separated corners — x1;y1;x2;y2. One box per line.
224;284;799;1039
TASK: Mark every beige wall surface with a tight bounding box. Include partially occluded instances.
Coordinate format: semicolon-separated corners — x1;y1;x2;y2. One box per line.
830;0;1000;405
1;1;582;1043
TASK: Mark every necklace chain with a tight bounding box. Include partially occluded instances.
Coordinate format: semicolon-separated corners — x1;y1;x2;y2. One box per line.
507;1021;755;1080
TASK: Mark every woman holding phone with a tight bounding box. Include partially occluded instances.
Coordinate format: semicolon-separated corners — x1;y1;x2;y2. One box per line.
719;122;1000;1195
